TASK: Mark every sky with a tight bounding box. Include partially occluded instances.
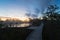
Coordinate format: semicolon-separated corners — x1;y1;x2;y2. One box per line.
0;0;60;18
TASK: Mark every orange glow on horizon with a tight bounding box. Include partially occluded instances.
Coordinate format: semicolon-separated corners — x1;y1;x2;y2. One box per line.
19;17;30;22
0;16;30;22
0;18;7;21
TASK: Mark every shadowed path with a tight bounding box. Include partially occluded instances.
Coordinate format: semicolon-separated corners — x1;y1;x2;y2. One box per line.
26;23;44;40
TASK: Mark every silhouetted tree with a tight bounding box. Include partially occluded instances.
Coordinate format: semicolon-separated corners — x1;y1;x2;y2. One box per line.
43;5;60;20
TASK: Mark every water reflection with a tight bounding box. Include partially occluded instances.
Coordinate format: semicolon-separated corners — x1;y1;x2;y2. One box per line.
8;23;30;27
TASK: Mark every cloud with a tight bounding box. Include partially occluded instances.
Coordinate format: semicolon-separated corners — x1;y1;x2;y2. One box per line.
25;0;53;18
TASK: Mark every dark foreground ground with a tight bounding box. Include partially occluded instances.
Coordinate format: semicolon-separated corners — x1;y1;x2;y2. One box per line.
42;20;60;40
0;20;60;40
0;27;33;40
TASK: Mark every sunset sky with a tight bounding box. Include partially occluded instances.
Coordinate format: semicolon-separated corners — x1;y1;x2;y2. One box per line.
0;0;60;18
